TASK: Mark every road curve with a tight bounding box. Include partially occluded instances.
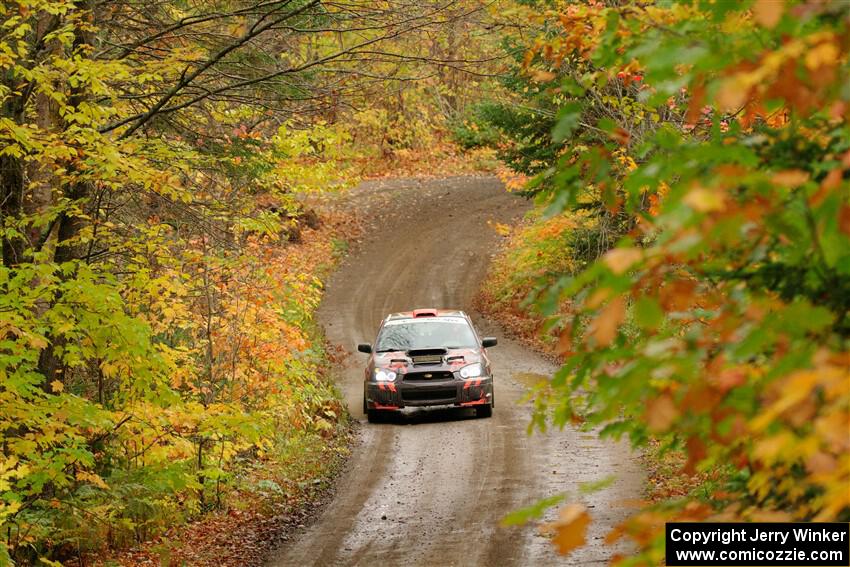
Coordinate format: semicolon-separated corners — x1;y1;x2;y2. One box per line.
268;176;643;567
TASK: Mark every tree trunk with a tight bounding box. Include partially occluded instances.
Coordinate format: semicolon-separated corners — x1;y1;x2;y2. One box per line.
35;2;97;387
0;153;26;267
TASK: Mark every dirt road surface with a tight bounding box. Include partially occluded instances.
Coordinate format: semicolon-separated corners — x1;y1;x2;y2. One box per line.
268;176;643;567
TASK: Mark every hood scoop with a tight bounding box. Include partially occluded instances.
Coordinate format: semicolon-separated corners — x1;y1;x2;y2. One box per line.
407;347;447;366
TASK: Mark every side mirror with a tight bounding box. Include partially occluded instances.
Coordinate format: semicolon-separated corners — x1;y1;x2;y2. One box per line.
482;337;498;348
357;343;373;354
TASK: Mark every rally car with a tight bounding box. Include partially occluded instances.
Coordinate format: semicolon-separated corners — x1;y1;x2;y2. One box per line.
358;308;497;422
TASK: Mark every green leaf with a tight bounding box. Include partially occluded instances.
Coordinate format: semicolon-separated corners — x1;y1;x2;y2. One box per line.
634;296;664;330
551;102;583;143
500;494;566;526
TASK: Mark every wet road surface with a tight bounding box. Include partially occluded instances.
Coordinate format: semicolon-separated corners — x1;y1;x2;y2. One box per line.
268;176;643;567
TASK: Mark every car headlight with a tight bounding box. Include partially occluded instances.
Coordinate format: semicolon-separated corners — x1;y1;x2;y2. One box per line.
459;363;483;379
374;368;397;382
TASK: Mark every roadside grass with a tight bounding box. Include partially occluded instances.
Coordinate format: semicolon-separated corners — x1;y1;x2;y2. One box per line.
95;424;352;567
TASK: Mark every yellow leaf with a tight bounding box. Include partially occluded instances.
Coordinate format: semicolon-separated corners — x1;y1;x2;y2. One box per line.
752;0;784;28
603;247;642;274
683;187;724;212
545;503;591;555
805;41;839;71
50;380;64;393
487;220;511;237
76;470;109;490
753;432;793;464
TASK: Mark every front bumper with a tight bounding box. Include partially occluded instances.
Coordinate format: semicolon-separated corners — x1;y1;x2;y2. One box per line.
365;376;493;410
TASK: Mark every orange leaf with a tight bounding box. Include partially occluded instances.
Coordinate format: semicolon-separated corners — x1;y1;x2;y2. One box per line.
751;0;784;28
555;325;573;356
50;380;64;393
805;452;838;475
603;247;642;275
684;436;707;475
716;77;748;112
588;296;625;347
546;503;591;555
686;80;706;125
772;169;810;187
645;394;679;433
532;70;557;82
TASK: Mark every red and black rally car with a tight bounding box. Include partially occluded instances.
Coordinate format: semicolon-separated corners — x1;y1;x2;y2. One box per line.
358;308;497;422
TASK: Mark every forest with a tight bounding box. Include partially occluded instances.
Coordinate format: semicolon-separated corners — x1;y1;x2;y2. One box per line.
1;0;848;565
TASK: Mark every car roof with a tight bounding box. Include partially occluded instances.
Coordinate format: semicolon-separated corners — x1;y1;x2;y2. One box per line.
384;308;468;322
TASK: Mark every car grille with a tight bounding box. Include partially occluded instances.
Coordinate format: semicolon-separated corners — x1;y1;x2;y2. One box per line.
403;371;454;381
402;387;457;403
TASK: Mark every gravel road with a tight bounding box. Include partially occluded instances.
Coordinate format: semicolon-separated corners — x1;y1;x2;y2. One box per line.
268;176;643;567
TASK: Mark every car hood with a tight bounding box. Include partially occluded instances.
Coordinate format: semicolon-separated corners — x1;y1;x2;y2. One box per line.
370;347;482;373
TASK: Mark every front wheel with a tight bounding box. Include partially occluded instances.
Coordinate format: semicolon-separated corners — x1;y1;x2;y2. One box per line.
476;403;493;418
366;409;381;423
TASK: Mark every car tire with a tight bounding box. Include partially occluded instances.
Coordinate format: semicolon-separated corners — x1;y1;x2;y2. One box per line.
476;403;493;418
366;409;380;423
363;395;368;415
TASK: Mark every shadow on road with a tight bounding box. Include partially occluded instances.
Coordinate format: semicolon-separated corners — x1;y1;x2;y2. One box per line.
368;406;483;425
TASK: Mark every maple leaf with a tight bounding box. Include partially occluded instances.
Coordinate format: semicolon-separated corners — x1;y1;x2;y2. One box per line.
588;296;625;347
555;325;573;355
544;503;591;555
645;394;679;433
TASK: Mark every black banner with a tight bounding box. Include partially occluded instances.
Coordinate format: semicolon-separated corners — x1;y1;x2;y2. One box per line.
666;523;849;566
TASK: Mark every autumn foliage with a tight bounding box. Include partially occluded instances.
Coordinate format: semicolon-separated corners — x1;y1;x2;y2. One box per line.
0;0;510;562
482;0;850;562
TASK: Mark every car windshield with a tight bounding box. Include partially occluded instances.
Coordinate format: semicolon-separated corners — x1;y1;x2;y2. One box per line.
375;317;477;351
